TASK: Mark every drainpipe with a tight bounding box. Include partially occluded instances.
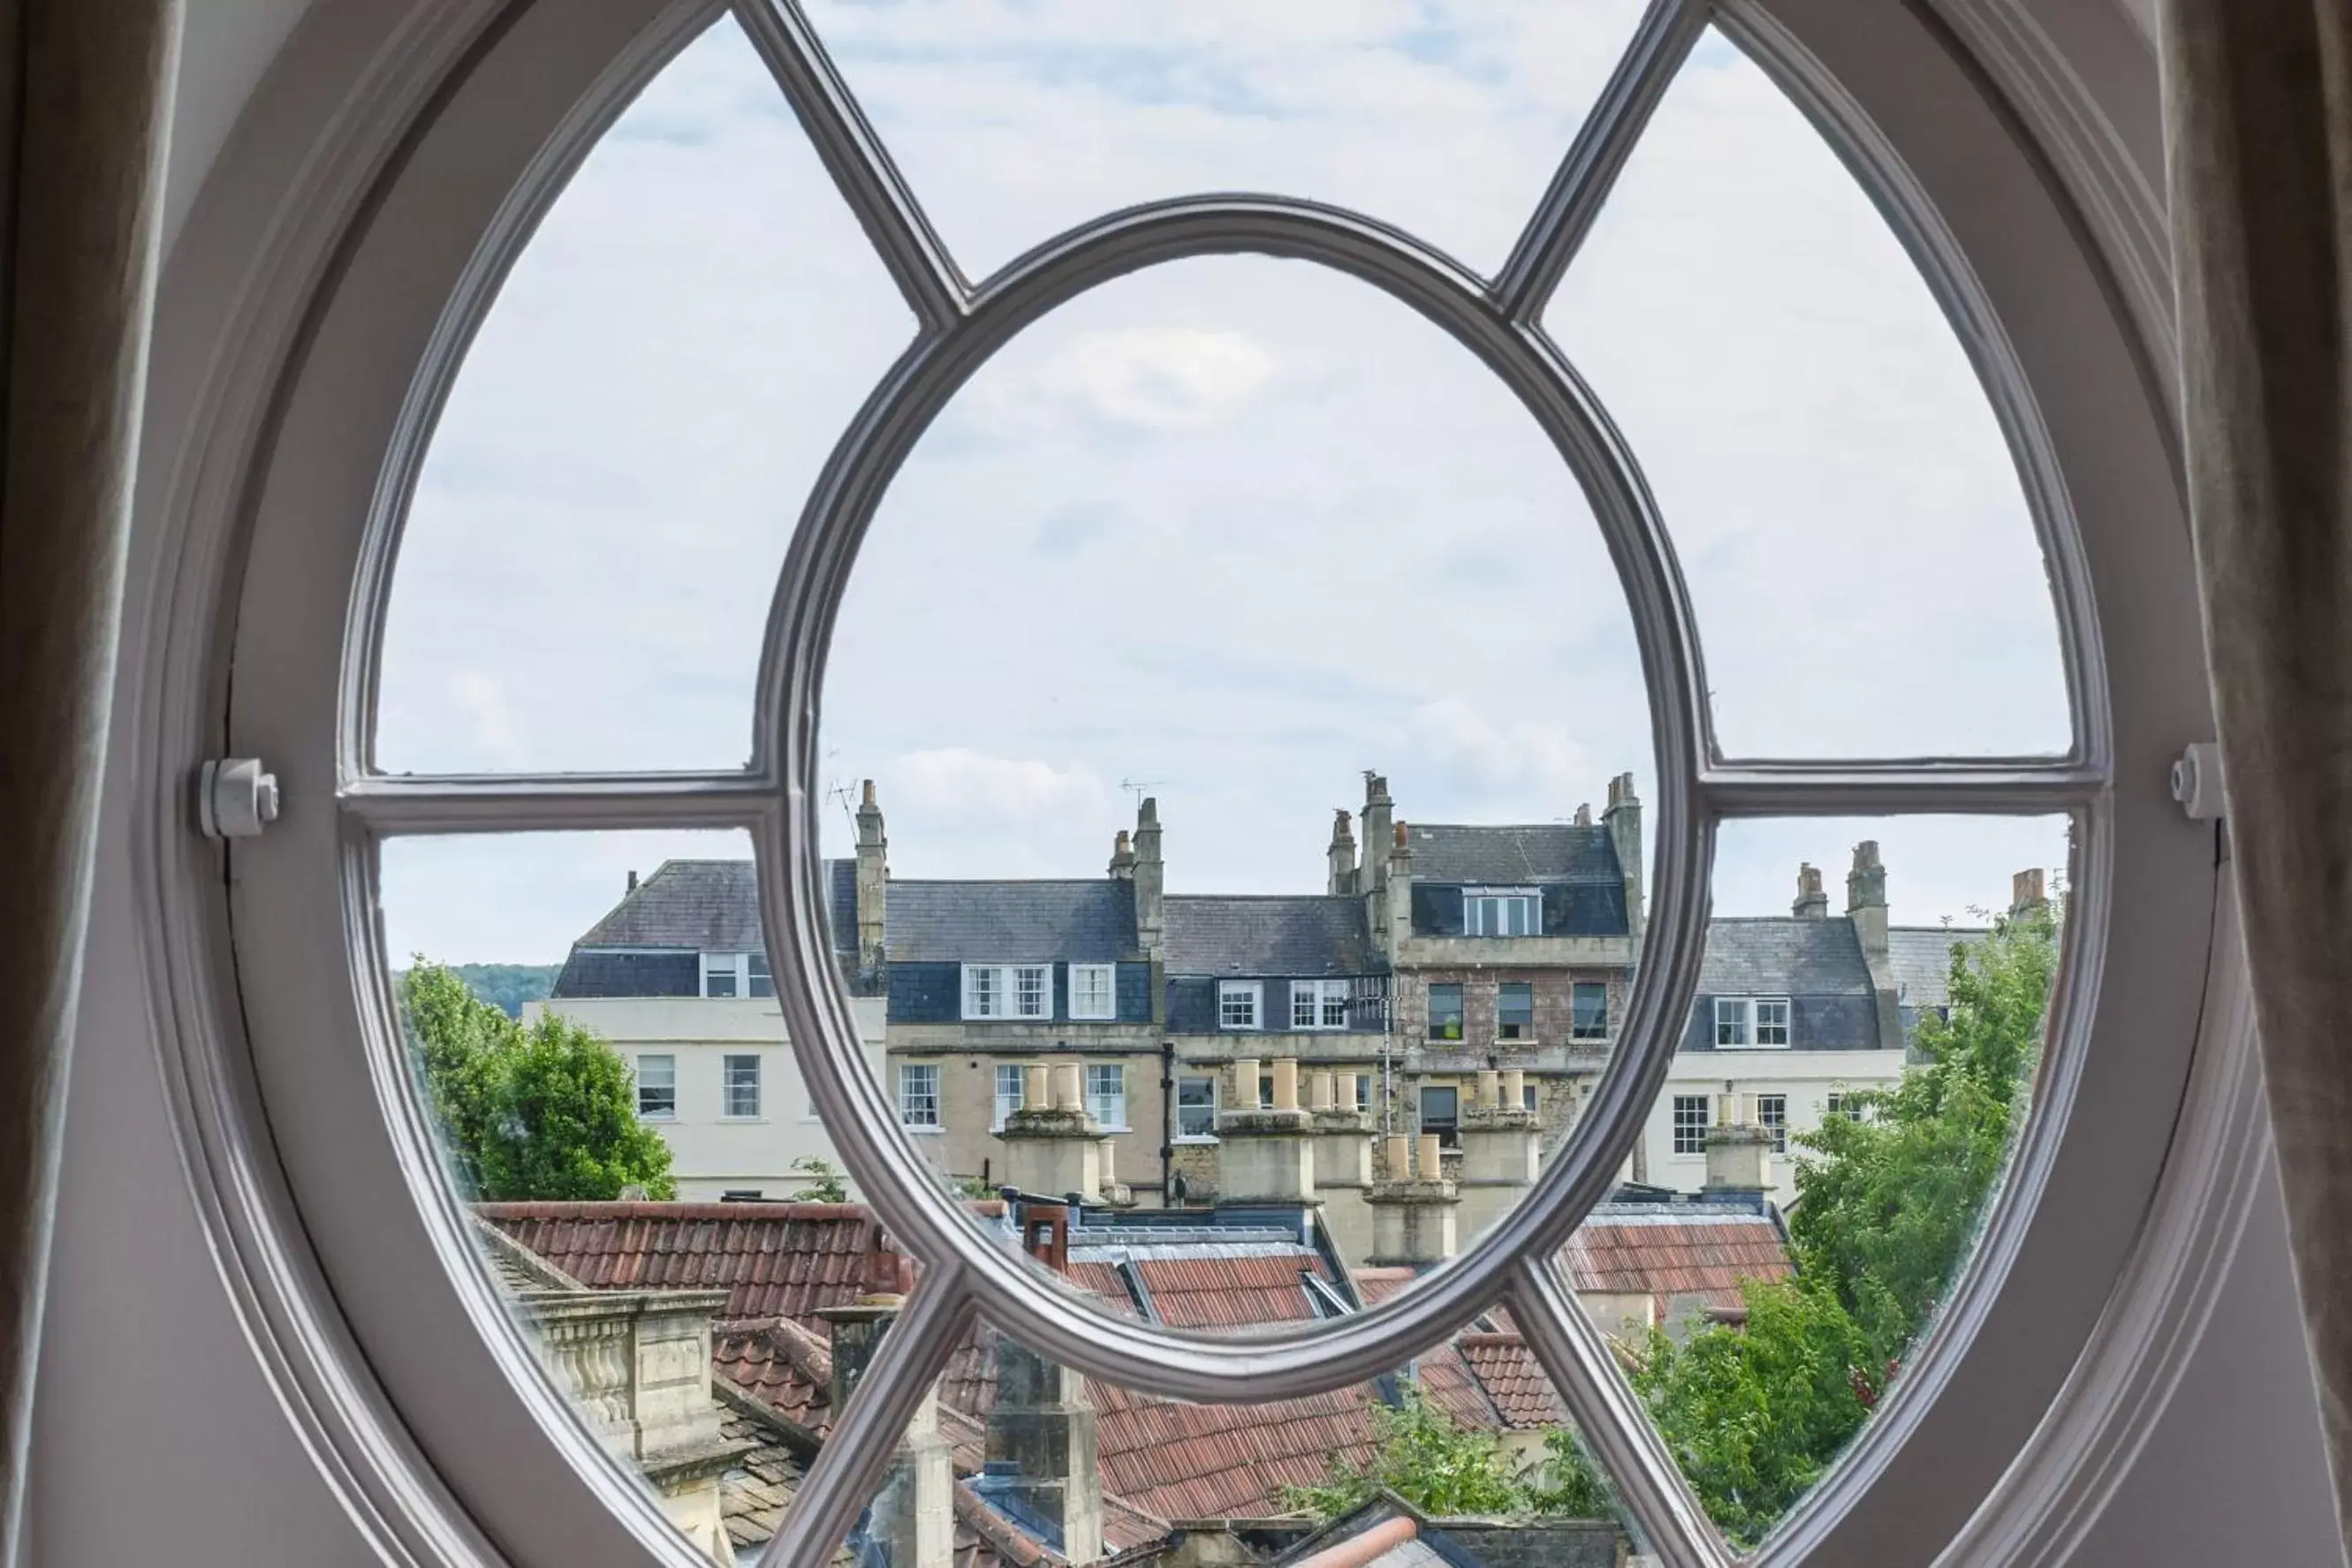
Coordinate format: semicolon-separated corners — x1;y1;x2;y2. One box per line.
1160;1039;1175;1207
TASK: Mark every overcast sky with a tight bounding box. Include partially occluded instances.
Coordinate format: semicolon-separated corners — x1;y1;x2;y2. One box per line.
376;5;2072;967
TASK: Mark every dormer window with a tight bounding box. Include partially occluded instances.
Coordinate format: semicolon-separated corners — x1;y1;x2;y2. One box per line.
1716;996;1793;1049
963;963;1052;1019
1462;887;1540;936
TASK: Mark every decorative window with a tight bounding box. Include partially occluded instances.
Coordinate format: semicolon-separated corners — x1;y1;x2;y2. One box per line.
1291;978;1348;1029
701;952;740;998
1013;965;1051;1019
1086;1064;1127;1128
1176;1076;1218;1140
206;6;2183;1562
722;1054;761;1118
1673;1095;1711;1155
634;1054;675;1120
1427;984;1464;1041
962;965;1005;1019
993;1064;1025;1129
1420;1085;1461;1148
1218;981;1261;1030
897;1064;942;1129
1461;887;1541;936
1571;981;1609;1041
1754;996;1792;1048
1714;996;1751;1047
1069;963;1116;1019
1497;981;1534;1040
1759;1093;1788;1154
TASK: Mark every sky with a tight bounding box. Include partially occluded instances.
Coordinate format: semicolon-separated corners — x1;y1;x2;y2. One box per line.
374;4;2073;967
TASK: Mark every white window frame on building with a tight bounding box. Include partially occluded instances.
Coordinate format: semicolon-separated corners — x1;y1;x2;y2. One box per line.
1218;980;1262;1030
1461;886;1541;937
1013;964;1051;1019
1759;1093;1788;1154
992;1064;1025;1130
898;1063;942;1131
1714;996;1791;1049
747;949;773;999
1086;1063;1127;1130
1175;1075;1218;1141
1673;1094;1711;1156
699;951;740;998
634;1053;675;1121
1068;962;1116;1020
721;1053;761;1119
1291;978;1348;1030
962;963;1051;1020
1755;996;1792;1047
1354;1072;1374;1111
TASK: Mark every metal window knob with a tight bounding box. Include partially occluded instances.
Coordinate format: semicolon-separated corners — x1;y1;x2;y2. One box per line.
199;758;281;838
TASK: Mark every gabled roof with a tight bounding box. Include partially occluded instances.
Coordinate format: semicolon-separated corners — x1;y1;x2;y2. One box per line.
886;879;1137;964
1696;917;1875;996
475;1201;883;1322
1403;823;1621;885
569;860;763;951
1453;1334;1567;1430
1163;895;1377;977
1561;1203;1793;1314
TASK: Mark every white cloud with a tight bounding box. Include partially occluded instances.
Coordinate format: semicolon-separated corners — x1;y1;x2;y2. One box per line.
887;749;1112;823
970;326;1276;434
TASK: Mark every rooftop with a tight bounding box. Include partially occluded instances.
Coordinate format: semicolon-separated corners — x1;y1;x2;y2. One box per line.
1402;822;1623;886
1163;894;1377;977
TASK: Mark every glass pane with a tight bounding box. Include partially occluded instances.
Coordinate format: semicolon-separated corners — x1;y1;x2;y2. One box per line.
374;18;913;774
806;0;1651;282
1544;30;2071;757
1611;814;2070;1548
818;253;1658;1314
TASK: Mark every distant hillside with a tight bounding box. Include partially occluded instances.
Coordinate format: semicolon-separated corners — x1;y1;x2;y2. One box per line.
447;963;561;1019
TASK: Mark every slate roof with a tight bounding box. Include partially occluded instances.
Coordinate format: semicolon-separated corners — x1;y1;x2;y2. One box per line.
1404;823;1621;885
885;879;1137;964
1163;895;1377;977
1695;918;1875;996
1885;925;1990;1014
475;1201;883;1322
570;860;763;951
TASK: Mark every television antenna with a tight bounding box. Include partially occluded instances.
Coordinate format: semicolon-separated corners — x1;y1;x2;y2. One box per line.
1119;776;1165;809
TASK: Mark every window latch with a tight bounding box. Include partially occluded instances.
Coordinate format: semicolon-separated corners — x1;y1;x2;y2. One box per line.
199;758;281;838
2170;742;2223;822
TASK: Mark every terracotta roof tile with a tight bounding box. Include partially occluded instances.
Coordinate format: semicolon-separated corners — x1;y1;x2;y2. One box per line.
1456;1334;1567;1429
478;1201;883;1323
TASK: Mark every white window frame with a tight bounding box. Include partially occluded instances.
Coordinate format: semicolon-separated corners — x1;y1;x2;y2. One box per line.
992;1064;1025;1130
1290;977;1348;1030
897;1063;942;1131
721;1053;761;1119
747;949;773;999
634;1053;675;1121
1068;962;1116;1020
962;963;1006;1019
1354;1072;1374;1111
700;951;743;998
1013;963;1051;1019
1672;1094;1711;1156
1754;996;1792;1048
1175;1075;1218;1141
175;10;2232;1564
1759;1092;1789;1155
1714;996;1752;1047
1218;980;1262;1031
1085;1063;1127;1130
1461;885;1540;937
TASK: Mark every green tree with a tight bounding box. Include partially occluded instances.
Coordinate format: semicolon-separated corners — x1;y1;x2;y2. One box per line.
1787;899;2059;1360
1283;1386;1526;1519
399;959;673;1201
1519;1426;1618;1520
792;1155;849;1203
1630;1279;1876;1548
445;961;562;1019
474;1012;676;1201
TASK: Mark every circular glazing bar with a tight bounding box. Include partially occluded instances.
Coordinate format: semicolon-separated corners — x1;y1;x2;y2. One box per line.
753;193;1717;1404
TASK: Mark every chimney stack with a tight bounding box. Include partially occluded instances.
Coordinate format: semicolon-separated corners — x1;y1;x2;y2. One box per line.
821;1240;952;1568
1214;1057;1316;1206
1456;1068;1541;1243
855;780;890;974
1702;1094;1774;1201
1604;772;1645;945
1308;1069;1377;1267
1359;773;1393;890
1791;862;1828;919
1381;819;1415;957
1132;799;1165;960
1845;840;1888;958
2010;867;2049;921
1107;829;1134;880
998;1063;1105;1202
1574;803;1592;828
1327;809;1357;897
983;1263;1104;1567
626;868;639;895
1367;1132;1458;1267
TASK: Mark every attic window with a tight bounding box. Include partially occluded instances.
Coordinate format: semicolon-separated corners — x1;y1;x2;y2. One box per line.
1716;996;1791;1049
1462;887;1540;937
